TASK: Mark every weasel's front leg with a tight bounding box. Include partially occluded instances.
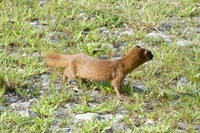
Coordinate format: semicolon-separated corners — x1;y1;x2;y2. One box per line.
111;78;123;98
63;68;69;82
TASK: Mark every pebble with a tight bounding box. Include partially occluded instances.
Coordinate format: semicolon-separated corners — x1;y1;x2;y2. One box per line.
41;74;49;79
18;110;29;117
120;30;134;36
29;20;47;29
178;122;187;130
39;0;48;6
100;27;110;34
100;55;109;59
195;125;200;130
101;43;115;50
79;13;87;18
115;52;123;57
88;102;99;108
91;90;100;97
113;123;126;131
100;114;124;123
178;75;187;83
32;52;40;57
119;41;127;46
147;31;172;43
144;119;155;125
10;102;30;110
74;113;100;122
29;98;37;103
176;40;191;46
0;106;7;111
7;96;20;103
133;84;148;92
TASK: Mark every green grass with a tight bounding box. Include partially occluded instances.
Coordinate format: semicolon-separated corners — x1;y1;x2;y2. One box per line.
0;0;200;132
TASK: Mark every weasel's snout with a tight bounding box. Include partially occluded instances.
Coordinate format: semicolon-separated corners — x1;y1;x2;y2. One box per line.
148;51;153;60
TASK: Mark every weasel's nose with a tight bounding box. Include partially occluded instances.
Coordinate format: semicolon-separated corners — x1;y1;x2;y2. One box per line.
148;51;153;60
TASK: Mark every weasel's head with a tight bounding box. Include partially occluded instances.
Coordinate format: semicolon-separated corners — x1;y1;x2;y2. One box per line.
135;46;153;62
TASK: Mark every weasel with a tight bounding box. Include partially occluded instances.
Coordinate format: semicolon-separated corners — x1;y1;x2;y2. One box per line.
44;46;153;98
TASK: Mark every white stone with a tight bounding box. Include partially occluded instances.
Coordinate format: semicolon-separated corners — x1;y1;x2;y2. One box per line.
18;110;29;117
147;31;172;43
176;40;191;46
74;113;99;122
10;102;30;109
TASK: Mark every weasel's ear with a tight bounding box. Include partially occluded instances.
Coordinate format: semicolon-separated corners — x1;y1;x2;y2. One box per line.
136;45;141;48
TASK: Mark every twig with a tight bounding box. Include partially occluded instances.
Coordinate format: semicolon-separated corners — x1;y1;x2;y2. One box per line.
158;80;193;96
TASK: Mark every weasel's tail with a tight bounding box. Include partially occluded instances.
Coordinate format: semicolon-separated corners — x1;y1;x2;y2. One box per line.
44;53;70;67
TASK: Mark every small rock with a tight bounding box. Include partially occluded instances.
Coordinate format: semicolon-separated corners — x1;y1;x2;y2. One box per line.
195;125;200;130
41;74;49;80
113;123;126;131
176;40;191;46
100;27;109;34
88;102;99;108
41;74;50;87
100;55;109;59
120;30;134;36
64;103;72;108
188;28;200;33
79;13;87;18
119;41;127;46
32;52;40;57
54;109;68;117
100;114;124;123
7;96;20;103
39;0;48;6
91;90;100;97
42;81;49;88
178;122;187;130
46;32;66;43
29;20;47;29
136;42;148;47
18;110;29;117
10;102;30;110
144;119;155;125
178;75;187;83
68;79;78;85
18;68;24;73
115;52;123;57
51;126;72;132
0;106;7;111
29;20;39;27
133;84;148;92
147;31;172;43
39;90;44;94
74;113;100;122
28;110;38;117
101;43;115;50
86;42;99;47
100;114;113;122
29;98;37;103
113;114;124;123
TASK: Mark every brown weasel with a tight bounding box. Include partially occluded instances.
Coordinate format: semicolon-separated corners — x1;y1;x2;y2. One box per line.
44;46;153;98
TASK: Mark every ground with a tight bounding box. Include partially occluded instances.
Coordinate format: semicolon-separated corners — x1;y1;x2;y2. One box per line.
0;0;200;132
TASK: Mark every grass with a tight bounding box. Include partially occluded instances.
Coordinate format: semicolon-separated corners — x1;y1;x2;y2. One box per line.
0;0;200;132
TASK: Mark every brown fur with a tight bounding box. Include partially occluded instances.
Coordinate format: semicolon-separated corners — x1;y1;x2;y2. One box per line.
44;46;153;98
